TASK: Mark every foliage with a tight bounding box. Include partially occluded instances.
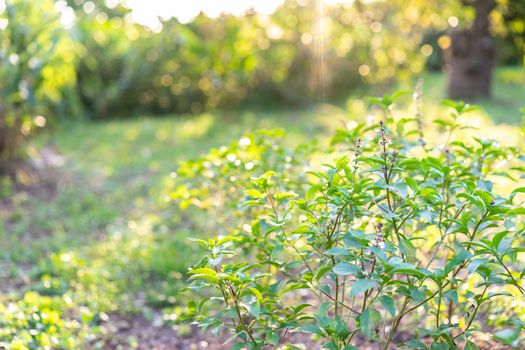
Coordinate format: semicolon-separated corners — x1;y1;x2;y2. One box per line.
417;67;525;125
0;0;77;170
0;0;522;124
0;108;326;349
184;96;525;349
59;0;472;118
0;76;523;348
66;1;167;118
0;0;522;176
496;0;525;65
21;0;518;120
0;292;90;350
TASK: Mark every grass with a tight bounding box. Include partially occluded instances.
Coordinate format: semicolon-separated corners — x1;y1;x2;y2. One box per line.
1;109;340;348
0;68;523;348
419;66;525;124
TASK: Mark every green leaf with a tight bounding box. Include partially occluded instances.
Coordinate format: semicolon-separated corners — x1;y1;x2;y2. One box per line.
315;265;334;281
405;177;419;192
462;105;481;113
265;331;280;345
334;316;351;340
189;268;220;282
326;247;351;256
379;295;395;317
404;340;428;349
506;207;525;215
392;183;409;199
296;324;323;335
350;279;377;299
444;250;472;275
231;343;246;350
245;189;264;199
443;289;458;304
306;184;322;200
276;192;298;201
318;284;331;296
467;258;490;275
392;90;409;100
457;193;486;212
248;287;263;302
216;235;243;245
189;238;209;247
333;263;361;276
247;300;261;317
494;328;521;345
393;264;429;279
409;286;427;302
441;99;458;109
358;307;381;339
323;341;338;350
430;343;449;350
399;237;416;258
511;187;525;197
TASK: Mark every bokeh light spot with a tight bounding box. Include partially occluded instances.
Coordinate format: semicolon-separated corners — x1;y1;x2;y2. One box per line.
447;16;459;28
437;35;451;49
421;44;433;57
358;64;370;76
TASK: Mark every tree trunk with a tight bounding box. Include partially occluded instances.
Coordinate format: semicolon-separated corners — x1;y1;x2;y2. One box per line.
447;0;496;100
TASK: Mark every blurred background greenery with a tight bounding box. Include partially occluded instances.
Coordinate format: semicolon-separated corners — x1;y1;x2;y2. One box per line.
1;0;524;121
0;0;524;348
1;0;523;169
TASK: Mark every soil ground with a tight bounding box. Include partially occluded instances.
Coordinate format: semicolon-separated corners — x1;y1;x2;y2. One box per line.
98;314;512;350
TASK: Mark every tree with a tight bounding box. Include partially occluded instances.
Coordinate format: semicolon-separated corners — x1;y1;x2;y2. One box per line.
500;0;525;65
0;0;75;174
447;0;496;99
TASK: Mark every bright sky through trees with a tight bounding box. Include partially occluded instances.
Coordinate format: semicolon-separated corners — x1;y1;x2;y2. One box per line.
127;0;282;25
126;0;353;27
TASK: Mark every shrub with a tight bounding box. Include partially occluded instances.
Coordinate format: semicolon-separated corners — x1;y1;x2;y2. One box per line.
0;292;90;349
0;0;76;173
65;0;453;119
182;97;525;349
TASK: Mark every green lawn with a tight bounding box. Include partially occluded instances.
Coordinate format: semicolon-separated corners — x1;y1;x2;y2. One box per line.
1;68;523;348
1;109;342;348
419;66;525;124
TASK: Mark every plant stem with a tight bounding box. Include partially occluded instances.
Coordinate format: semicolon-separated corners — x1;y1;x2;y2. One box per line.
267;188;315;275
436;285;442;328
382;297;410;350
226;282;258;346
425;203;466;269
317;285;360;314
498;257;525;294
453;284;488;340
